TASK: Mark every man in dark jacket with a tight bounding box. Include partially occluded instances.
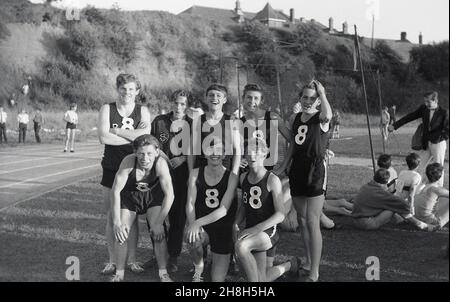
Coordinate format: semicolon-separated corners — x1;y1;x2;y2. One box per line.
389;91;448;186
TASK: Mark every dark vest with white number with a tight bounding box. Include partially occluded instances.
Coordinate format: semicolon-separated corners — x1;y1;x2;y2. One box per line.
122;157;161;193
291;112;329;160
196;114;232;169
195;167;236;228
241;171;274;228
101;103;142;171
151;112;192;159
241;111;276;170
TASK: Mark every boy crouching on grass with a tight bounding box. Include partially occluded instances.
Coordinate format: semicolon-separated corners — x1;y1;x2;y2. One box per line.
110;134;174;282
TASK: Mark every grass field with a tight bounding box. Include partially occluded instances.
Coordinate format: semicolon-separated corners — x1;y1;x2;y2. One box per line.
0;125;448;282
0;164;447;282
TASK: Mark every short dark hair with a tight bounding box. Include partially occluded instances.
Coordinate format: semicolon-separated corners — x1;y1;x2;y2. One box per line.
69;103;77;109
424;91;438;100
206;84;228;97
425;163;443;183
170;89;193;107
116;73;141;90
133;134;160;151
405;153;420;170
298;82;318;99
374;168;390;185
377;154;392;169
243;83;264;99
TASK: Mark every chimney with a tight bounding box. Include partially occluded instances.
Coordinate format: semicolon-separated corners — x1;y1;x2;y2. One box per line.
342;21;348;34
290;8;295;23
401;32;407;41
300;17;306;23
329;17;334;32
235;0;243;14
419;32;423;45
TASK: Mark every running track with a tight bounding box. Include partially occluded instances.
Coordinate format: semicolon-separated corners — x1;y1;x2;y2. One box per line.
0;141;103;210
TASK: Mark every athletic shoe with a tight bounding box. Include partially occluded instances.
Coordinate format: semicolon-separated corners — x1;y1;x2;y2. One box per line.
160;273;174;282
110;274;124;282
127;262;144;274
101;263;116;275
167;262;178;273
192;272;204;282
63;149;67;153
70;150;75;153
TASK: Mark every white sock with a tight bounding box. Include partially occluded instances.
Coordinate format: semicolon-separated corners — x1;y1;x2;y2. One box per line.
194;263;204;274
159;269;168;277
116;269;124;278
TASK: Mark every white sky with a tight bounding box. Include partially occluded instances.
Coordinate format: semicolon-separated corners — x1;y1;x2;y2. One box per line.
30;0;449;43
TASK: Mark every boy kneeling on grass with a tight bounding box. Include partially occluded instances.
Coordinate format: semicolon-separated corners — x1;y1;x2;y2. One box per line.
111;134;174;282
352;168;435;231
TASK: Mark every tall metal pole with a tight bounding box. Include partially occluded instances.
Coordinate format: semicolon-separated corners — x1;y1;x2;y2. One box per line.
355;25;376;174
371;14;375;49
376;70;386;153
219;52;224;83
275;67;283;119
236;61;241;118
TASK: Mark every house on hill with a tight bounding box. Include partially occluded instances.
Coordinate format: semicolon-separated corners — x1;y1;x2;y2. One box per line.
179;1;423;62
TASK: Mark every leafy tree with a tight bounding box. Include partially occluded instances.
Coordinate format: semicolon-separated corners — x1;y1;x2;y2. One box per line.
410;41;449;83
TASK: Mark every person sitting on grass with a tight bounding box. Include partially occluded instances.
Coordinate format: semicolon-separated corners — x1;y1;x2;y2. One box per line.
395;153;422;215
414;163;449;229
110;134;174;282
377;154;397;193
352;169;434;231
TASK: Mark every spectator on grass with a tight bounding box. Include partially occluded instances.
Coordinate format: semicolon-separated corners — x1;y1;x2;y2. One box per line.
414;163;449;229
388;105;397;125
33;108;44;143
395;153;422;215
377;154;397;193
0;106;7;143
389;91;449;187
380;106;390;141
63;103;78;152
17;108;29;143
352;169;434;231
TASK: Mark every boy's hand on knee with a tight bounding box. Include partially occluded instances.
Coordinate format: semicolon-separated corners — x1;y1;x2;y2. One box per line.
114;224;129;244
151;224;165;242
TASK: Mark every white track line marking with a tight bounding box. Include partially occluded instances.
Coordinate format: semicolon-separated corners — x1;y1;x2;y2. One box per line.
0;150;101;167
0;145;101;158
0;158;92;175
0;175;100;212
0;143;100;154
0;164;99;189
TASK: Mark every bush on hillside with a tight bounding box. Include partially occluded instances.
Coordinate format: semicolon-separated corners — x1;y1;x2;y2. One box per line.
410;41;449;83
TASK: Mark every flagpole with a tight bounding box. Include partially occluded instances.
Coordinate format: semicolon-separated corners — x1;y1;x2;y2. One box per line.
354;25;376;174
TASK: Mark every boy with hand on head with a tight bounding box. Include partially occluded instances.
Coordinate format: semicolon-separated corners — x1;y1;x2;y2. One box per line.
110;134;174;282
276;80;332;282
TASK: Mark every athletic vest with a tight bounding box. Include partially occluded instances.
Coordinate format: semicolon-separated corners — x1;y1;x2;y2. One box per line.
241;171;274;228
101;103;142;171
241;111;276;170
196;113;232;169
292;112;329;160
123;156;161;193
151;112;192;159
195;166;237;227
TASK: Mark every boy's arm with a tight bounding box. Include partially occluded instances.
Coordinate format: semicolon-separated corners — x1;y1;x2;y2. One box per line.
97;104;131;146
270;112;292;142
316;81;332;132
194;172;238;227
185;169;199;226
112;106;151;141
431;186;449;199
153;158;175;226
111;156;134;243
230;122;242;175
233;175;247;234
